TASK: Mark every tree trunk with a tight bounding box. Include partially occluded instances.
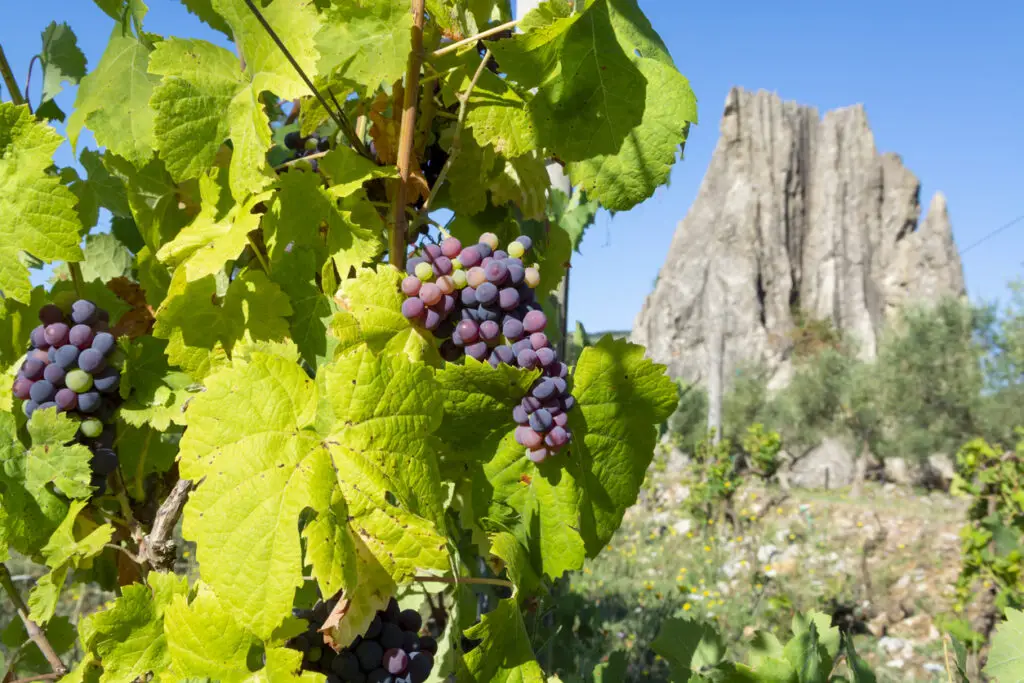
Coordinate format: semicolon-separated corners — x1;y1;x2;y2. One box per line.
850;441;869;498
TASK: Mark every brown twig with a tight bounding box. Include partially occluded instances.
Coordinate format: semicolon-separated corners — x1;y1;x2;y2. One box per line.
104;543;143;564
390;0;427;272
431;19;520;58
0;565;66;676
139;478;194;572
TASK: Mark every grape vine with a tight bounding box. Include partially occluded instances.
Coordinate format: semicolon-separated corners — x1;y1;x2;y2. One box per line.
0;0;700;681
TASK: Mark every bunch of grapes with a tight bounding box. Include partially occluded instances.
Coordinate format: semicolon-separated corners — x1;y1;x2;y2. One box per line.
284;130;330;170
290;598;436;683
11;300;122;493
400;233;574;463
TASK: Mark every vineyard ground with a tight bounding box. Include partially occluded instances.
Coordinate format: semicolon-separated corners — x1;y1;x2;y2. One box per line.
554;457;972;682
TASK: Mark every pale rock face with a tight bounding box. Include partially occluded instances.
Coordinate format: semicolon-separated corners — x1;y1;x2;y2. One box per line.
633;87;965;387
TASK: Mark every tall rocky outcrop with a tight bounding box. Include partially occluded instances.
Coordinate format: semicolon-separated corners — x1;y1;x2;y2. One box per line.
633;87;965;388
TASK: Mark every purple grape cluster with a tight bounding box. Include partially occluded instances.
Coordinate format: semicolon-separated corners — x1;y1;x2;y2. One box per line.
290;598;436;683
400;233;574;464
284;130;329;170
11;300;122;493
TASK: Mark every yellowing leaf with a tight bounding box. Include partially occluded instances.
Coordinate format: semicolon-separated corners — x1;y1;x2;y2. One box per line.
0;103;83;302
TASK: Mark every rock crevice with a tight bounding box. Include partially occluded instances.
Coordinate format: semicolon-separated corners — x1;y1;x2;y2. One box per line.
633;87;965;387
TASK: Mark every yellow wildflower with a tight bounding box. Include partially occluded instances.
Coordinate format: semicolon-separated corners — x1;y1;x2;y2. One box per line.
683;603;692;611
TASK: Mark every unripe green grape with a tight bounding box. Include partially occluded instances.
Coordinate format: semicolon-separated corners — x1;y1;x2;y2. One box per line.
66;369;93;393
507;241;525;259
414;261;434;282
81;418;103;438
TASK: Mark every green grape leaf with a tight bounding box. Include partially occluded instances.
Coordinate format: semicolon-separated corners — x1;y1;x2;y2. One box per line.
568;336;678;556
263;169;383;282
791;612;840;660
489;153;549;220
178;0;232;37
0;103;84;303
165;586;320;683
333;266;441;365
463;68;537;158
156;172;267;281
212;0;320;99
489;0;697;210
80;573;188;683
149;38;245;182
320;146;399;198
25;409;95;500
548;187;598;254
320;347;449;579
178;351;323;639
568;57;696;211
317;0;413;97
28;500;114;624
459;597;544;683
435;358;539;462
651;617;725;679
593;650;629;683
79;233;134;282
91;0;148;25
118;335;193;431
80;150;132;219
116;424;181;500
483;433;585;578
985;608;1024;683
68;28;157;165
489;531;541;597
153;268;292;379
0;287;50;366
302;479;358;602
784;621;829;683
103;153;199;254
747;631;787;669
269;245;336;369
39;22;88;103
440;132;498;216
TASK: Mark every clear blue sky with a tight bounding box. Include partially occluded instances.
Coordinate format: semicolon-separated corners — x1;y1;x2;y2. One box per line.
4;1;1023;332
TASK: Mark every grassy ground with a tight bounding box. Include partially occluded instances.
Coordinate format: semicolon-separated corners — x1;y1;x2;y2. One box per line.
540;458;970;682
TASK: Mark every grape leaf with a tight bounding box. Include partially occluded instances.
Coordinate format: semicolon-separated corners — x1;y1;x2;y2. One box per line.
0;103;84;303
164;586;320;683
39;22;87;104
483;432;585;578
28;500;114;624
149;38;245;183
177;0;233;38
332;266;441;365
80;572;188;683
462;68;537;158
489;0;697;210
319;146;399;199
263;169;383;282
569;57;696;211
153;269;292;379
103;153;199;254
651;617;726;680
118;336;193;431
488;152;549;220
68;28;158;165
0;287;50;366
80;234;134;282
321;534;396;649
320;347;450;579
91;0;148;26
435;358;539;463
24;409;96;501
548;187;598;254
269;245;336;368
489;531;541;597
567;336;677;556
439;132;498;216
116;424;181;499
301;472;358;602
178;351;324;639
459;597;544;683
985;608;1024;683
156;171;268;281
316;0;413;97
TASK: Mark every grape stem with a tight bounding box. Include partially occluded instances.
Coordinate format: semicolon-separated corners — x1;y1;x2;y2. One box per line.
413;575;514;589
417;50;492;220
67;263;86;299
391;0;427;272
0;564;67;677
432;19;520;58
0;43;27;107
104;543;143;564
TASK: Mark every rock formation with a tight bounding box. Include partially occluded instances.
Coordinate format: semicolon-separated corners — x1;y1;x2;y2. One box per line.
633;87;965;389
